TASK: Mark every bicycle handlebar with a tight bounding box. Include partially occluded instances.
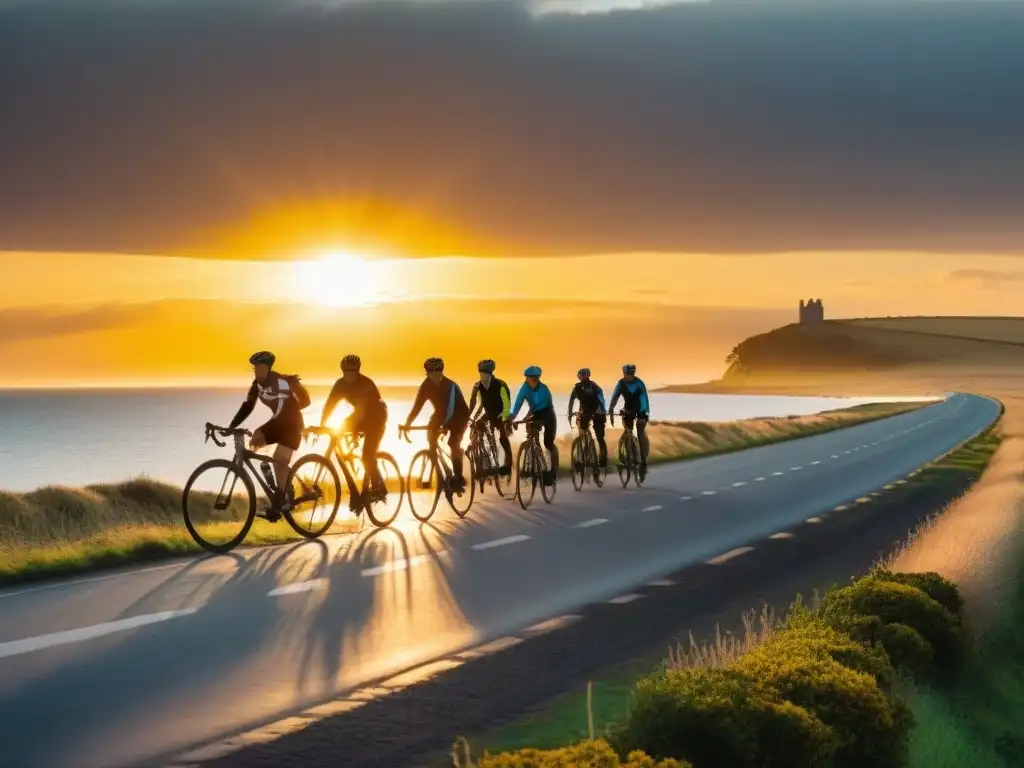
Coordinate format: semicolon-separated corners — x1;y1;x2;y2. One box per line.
398;424;445;443
204;423;251;447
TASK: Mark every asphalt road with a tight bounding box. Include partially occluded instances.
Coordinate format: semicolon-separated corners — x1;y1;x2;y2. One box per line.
0;392;999;768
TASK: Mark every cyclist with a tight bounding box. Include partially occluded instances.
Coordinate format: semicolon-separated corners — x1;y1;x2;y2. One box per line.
468;359;513;475
567;367;608;472
402;357;471;493
320;354;389;510
509;365;559;486
609;363;651;481
227;351;308;519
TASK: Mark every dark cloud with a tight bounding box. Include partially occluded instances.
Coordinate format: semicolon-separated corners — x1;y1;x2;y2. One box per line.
4;1;1024;257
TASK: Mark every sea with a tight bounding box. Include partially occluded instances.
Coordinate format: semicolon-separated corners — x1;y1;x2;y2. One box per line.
0;387;938;492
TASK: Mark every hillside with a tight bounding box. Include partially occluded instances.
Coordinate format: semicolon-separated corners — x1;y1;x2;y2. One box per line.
667;316;1024;393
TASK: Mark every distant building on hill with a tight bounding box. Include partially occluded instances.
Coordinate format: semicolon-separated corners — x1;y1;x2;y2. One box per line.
799;298;824;325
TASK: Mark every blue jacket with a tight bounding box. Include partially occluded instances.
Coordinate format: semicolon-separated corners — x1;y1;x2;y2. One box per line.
511;381;554;419
609;377;650;415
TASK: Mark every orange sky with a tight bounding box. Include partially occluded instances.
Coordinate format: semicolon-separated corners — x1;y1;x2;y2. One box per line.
3;247;1023;388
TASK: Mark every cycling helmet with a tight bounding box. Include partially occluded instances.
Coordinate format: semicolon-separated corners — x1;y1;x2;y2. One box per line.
478;359;496;373
340;354;361;371
622;364;637;375
577;368;591;379
524;365;542;378
424;357;445;372
249;350;276;367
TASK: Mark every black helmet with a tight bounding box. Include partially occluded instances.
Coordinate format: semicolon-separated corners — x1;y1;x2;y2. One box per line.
340;354;361;371
622;364;637;375
424;357;445;372
249;351;276;367
478;359;496;373
577;368;591;379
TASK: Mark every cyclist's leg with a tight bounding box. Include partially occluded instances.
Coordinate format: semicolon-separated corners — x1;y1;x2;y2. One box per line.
447;417;469;488
637;416;651;469
490;413;513;471
362;416;387;493
592;413;608;466
576;413;592;468
623;413;637;464
539;408;559;482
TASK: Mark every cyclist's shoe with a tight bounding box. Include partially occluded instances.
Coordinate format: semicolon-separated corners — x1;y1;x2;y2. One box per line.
348;493;363;512
542;469;556;486
639;463;648;482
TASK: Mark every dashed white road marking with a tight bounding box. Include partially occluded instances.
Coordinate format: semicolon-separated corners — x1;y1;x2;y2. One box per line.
679;495;693;501
573;518;609;529
772;471;784;476
790;466;803;471
833;505;849;512
361;554;433;577
805;516;824;524
732;481;747;487
707;546;754;565
640;505;664;512
830;455;839;459
701;490;717;496
769;532;794;540
608;593;644;604
810;460;821;465
0;608;200;660
268;579;328;597
471;535;531;551
754;477;766;482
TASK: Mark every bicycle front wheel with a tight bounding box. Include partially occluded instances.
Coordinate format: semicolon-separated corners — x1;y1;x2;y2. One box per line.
571;436;586;492
617;434;633;488
182;459;257;554
407;449;442;522
284;453;341;538
541;443;557;504
516;441;538;510
363;452;404;528
631;435;645;488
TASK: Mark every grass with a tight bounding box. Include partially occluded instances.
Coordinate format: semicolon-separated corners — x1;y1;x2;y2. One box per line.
0;399;929;587
471;415;1000;759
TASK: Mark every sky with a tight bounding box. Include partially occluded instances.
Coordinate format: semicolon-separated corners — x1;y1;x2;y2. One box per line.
3;0;1024;387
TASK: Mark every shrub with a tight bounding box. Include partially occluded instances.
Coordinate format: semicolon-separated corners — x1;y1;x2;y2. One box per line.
870;569;964;618
612;667;837;768
879;622;935;681
735;646;910;768
822;578;966;683
775;612;896;691
475;739;690;768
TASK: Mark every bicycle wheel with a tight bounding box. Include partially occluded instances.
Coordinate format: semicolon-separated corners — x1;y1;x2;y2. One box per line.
363;452;404;528
489;428;514;498
592;439;606;488
617;434;633;488
570;436;586;491
516;441;538;510
631;435;645;488
541;443;557;504
284;453;342;538
182;459;257;554
407;449;442;522
447;450;476;518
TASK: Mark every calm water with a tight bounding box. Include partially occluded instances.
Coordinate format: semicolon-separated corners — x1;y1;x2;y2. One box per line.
0;387;937;491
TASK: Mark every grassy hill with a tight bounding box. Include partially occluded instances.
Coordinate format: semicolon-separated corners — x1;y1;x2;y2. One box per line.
665;316;1024;394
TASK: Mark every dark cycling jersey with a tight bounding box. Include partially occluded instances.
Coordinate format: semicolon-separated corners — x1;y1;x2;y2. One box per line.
568;380;607;416
407;375;469;426
321;373;387;425
229;372;303;428
469;378;511;420
609;377;650;415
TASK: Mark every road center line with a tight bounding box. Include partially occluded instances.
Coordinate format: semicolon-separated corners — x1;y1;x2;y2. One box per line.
732;481;747;487
679;495;693;501
360;554;433;577
790;466;803;471
772;471;784;476
754;477;766;482
707;546;754;565
573;518;609;529
810;461;821;465
640;505;663;512
0;608;200;660
608;593;644;604
471;535;531;551
701;490;717;496
268;579;329;597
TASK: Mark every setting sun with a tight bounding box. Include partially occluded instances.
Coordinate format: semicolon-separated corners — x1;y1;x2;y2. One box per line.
293;250;389;308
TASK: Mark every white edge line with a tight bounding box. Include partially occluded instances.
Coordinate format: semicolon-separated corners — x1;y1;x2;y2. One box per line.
0;561;188;601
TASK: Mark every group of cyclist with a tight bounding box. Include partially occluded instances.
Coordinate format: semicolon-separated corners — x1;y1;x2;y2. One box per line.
228;351;651;516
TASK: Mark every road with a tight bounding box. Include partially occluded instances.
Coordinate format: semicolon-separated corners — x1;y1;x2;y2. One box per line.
0;392;999;768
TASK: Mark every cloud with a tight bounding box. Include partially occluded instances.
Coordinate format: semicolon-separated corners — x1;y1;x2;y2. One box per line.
947;268;1024;287
4;1;1024;257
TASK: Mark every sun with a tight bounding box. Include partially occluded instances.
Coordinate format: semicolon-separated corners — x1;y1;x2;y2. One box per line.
293;250;388;308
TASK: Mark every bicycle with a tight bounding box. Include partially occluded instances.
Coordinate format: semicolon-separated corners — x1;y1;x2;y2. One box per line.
612;409;645;488
511;416;557;509
182;423;340;553
399;424;475;521
467;416;514;498
299;426;405;528
569;411;607;491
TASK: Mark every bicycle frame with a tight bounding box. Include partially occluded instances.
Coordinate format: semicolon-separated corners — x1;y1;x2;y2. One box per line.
304;428;371;496
400;425;456;481
217;428;279;499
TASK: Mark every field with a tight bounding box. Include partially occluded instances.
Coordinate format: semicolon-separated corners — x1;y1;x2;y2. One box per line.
0;400;926;585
